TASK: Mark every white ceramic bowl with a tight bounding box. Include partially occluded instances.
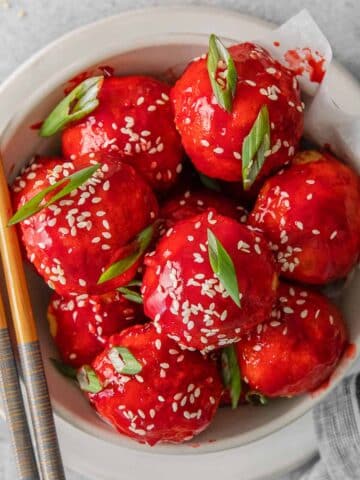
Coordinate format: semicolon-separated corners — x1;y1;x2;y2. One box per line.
1;6;359;455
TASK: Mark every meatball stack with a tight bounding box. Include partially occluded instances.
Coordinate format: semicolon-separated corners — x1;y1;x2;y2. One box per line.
11;37;358;446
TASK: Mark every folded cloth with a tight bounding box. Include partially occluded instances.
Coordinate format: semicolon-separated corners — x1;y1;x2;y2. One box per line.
279;373;360;480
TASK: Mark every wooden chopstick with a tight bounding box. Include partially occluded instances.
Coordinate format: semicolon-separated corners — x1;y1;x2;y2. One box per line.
0;289;39;479
0;156;66;480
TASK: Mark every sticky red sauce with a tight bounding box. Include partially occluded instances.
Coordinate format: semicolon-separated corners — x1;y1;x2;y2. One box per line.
189;442;201;448
98;65;114;78
160;66;178;85
284;48;326;83
64;71;90;94
310;343;356;397
273;41;280;47
30;121;43;130
343;343;357;360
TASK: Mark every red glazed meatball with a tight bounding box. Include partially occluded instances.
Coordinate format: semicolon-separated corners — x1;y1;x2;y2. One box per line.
171;42;303;183
237;283;347;397
62;76;183;190
143;211;278;352
48;290;144;368
250;150;360;284
160;188;247;229
86;323;223;445
12;154;158;295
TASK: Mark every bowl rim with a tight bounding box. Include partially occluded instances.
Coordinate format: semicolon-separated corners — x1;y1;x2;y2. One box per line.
0;5;359;455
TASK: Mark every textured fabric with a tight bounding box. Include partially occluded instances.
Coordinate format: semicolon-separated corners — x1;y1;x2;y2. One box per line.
278;373;360;480
0;1;359;479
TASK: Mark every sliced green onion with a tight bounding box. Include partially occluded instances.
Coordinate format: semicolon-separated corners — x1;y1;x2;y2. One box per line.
125;279;142;287
77;365;103;393
207;34;237;112
98;223;156;284
8;163;101;226
50;358;77;380
221;345;241;409
242;105;271;190
207;228;241;307
199;173;221;192
40;76;104;137
118;287;143;304
245;391;268;406
108;347;142;375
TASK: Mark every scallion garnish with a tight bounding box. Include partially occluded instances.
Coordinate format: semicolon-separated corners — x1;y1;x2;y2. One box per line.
221;345;241;409
8;163;101;226
199;173;221;192
97;223;156;284
50;358;77;380
77;365;103;394
242;105;271;190
40;76;104;137
207;34;237;112
207;228;241;307
118;286;143;304
245;391;268;406
108;347;142;375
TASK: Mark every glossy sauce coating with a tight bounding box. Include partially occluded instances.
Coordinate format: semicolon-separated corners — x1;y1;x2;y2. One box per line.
160;188;247;229
62;76;183;190
88;323;223;445
12;154;159;295
250;150;360;284
48;290;144;367
237;283;347;397
171;42;303;182
143;211;278;352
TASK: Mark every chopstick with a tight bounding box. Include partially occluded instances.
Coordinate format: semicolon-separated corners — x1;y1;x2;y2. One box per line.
0;289;39;479
0;156;66;480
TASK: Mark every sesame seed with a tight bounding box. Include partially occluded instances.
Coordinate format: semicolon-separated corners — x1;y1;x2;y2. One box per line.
312;229;320;235
306;193;313;200
300;309;308;319
200;139;210;147
283;307;294;314
330;231;338;240
270;321;281;327
295;221;303;230
253;344;262;352
213;147;224;154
